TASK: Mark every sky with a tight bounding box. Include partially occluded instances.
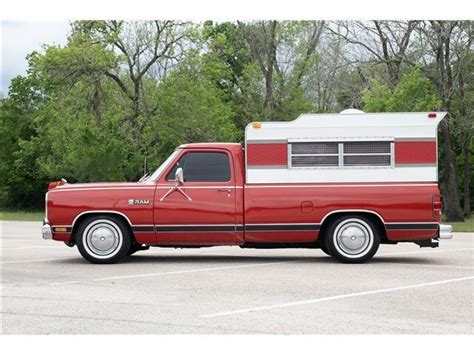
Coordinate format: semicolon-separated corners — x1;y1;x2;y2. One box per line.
1;21;70;96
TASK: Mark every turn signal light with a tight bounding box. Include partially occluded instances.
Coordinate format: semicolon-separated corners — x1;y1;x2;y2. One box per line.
252;122;262;128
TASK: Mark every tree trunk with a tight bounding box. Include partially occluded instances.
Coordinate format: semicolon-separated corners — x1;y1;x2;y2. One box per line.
92;83;101;122
458;68;471;217
431;21;464;221
440;120;464;221
263;69;274;109
263;21;277;110
462;143;471;216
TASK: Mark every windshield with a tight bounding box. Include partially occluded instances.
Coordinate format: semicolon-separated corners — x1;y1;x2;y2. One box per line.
146;149;181;181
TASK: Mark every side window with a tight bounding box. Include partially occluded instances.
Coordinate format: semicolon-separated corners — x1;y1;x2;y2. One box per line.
166;152;231;182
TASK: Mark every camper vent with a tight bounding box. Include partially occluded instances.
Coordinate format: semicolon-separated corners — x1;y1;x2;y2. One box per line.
289;140;393;168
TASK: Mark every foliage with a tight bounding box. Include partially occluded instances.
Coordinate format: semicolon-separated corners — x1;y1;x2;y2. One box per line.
363;67;440;112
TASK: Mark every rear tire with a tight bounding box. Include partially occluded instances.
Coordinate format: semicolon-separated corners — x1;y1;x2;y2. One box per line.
324;215;380;263
76;215;132;264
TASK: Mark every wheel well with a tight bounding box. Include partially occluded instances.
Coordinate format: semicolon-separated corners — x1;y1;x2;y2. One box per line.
71;212;136;243
319;212;387;242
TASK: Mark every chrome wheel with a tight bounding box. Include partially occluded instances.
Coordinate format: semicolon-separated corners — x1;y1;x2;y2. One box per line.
332;218;374;258
82;219;123;259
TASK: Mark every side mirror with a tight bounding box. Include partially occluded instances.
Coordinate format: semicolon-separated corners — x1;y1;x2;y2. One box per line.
175;167;184;185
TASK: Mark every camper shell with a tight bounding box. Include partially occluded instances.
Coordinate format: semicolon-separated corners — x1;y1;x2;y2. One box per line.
245;110;445;184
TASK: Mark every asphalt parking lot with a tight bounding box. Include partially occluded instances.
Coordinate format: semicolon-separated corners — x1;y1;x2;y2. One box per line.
1;220;473;334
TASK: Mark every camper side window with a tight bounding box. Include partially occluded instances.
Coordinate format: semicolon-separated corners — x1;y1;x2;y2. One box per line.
343;141;392;167
290;142;339;167
289;141;393;168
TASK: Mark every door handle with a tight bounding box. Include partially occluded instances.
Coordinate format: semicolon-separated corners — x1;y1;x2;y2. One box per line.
218;188;232;193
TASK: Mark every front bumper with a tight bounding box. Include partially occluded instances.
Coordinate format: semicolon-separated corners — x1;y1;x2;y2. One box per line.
41;219;53;239
439;224;453;239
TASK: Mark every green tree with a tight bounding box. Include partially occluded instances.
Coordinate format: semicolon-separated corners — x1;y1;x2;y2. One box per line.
363;67;440;112
0;76;50;208
144;54;239;167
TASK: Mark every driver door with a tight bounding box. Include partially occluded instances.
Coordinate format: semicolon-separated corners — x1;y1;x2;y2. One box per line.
153;149;241;245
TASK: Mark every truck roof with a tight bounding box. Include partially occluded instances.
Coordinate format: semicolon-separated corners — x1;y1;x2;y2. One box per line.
178;143;242;150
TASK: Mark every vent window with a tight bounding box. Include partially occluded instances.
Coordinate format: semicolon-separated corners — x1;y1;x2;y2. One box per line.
290;141;393;168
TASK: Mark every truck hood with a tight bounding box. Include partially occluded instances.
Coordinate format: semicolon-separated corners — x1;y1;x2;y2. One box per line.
48;181;149;191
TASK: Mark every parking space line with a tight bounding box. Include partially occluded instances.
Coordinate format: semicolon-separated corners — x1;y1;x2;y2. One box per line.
91;260;302;282
48;280;82;286
0;257;78;264
378;247;474;257
2;246;65;250
378;262;473;270
201;275;474;318
38;260;303;286
1;260;304;288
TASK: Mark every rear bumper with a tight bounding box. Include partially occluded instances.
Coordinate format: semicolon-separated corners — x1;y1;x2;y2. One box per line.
439;224;453;239
41;219;53;239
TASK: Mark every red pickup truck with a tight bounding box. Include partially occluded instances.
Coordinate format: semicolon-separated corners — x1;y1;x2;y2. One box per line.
42;111;453;263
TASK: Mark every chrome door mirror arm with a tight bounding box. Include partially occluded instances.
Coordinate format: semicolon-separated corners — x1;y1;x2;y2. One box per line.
160;168;192;202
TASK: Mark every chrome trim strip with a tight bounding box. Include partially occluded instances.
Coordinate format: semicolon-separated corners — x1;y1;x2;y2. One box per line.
71;210;133;231
49;187;156;192
156;186;243;189
48;184;437;192
320;209;386;224
247;165;288;169
394;137;437;141
154;224;236;226
55;186;245;191
288;136;395;143
245;223;319;226
244;184;438;188
395;164;437;167
385;222;440;224
246;139;288;144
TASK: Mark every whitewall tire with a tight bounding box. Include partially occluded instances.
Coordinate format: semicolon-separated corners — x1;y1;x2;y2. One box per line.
76;215;132;264
324;215;380;263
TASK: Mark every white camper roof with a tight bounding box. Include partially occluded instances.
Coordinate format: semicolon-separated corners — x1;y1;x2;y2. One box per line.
245;111;447;142
244;111;446;184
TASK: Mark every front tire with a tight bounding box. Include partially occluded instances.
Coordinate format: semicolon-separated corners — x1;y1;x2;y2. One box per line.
320;244;331;256
76;215;132;264
128;243;150;256
324;215;380;263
